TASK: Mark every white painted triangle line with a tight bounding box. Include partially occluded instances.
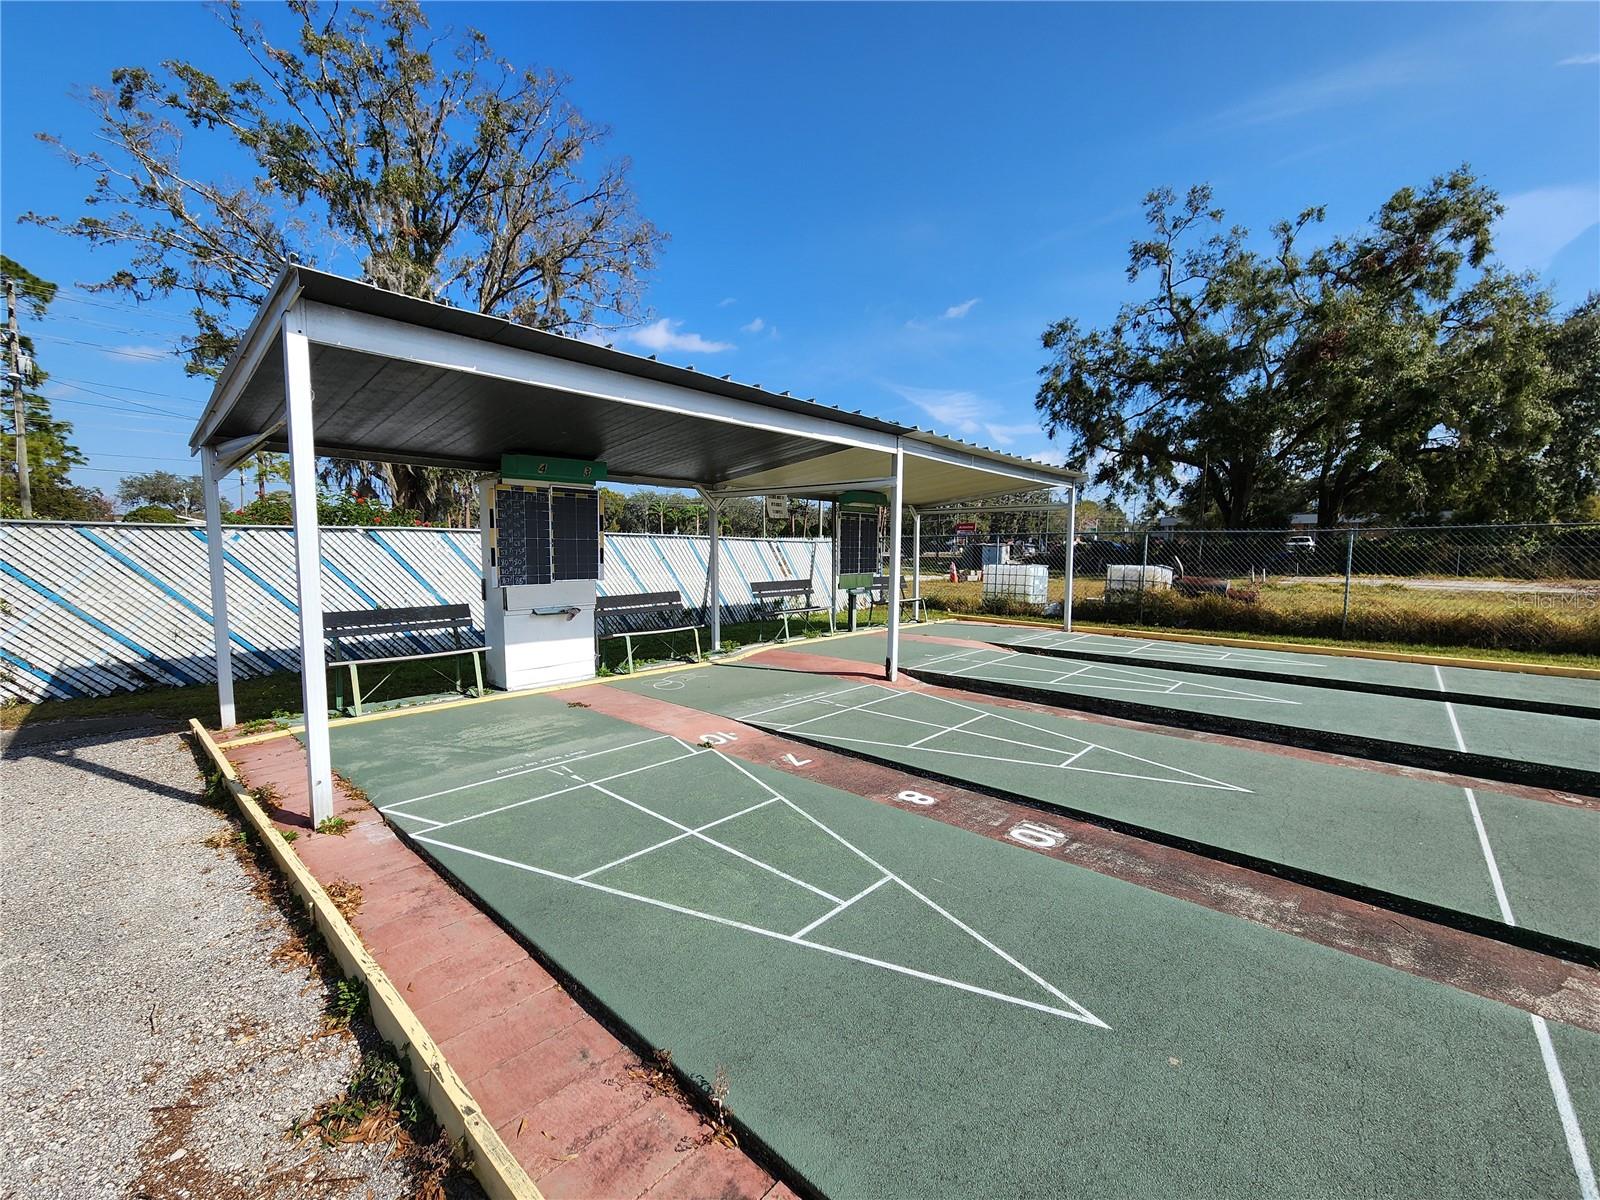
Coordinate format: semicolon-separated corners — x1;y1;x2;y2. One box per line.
413;827;1107;1027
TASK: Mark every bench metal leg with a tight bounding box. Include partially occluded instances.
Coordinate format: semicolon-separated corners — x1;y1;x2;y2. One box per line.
472;651;484;698
692;628;701;660
348;663;363;718
623;633;635;674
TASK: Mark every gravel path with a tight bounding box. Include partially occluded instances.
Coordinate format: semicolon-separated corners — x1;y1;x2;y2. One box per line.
0;723;479;1200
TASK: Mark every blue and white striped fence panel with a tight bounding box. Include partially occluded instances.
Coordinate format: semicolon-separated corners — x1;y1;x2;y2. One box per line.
0;521;832;703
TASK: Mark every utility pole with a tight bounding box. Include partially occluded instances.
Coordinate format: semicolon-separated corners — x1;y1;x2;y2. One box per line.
4;275;31;518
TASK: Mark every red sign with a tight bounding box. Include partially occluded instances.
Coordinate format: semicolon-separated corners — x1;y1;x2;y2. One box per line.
954;522;978;534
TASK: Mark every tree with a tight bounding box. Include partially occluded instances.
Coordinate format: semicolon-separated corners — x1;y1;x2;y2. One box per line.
118;470;204;517
1035;168;1578;527
122;504;184;523
1539;294;1600;521
29;0;664;522
0;256;110;520
248;451;290;501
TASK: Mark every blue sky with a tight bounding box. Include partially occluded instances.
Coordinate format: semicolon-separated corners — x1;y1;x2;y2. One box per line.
2;1;1596;507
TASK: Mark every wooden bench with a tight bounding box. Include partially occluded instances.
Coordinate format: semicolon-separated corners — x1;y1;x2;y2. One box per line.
750;578;835;641
594;590;705;673
324;604;484;716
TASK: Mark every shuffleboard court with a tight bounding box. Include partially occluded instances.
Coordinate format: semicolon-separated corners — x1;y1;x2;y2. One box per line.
771;630;1600;790
619;662;1600;952
964;621;1600;717
323;692;1600;1200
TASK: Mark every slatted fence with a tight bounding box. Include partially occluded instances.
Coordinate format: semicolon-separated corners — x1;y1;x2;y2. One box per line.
0;522;834;703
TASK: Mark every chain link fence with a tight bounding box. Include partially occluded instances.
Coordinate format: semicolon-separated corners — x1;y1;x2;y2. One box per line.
904;511;1600;656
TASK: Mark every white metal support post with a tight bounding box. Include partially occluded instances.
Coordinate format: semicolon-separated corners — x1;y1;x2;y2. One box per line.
283;316;335;826
1064;484;1077;632
885;443;905;680
704;491;722;654
910;508;922;623
200;447;236;728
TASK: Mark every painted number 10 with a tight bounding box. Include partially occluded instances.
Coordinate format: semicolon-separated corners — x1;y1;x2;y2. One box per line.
1008;821;1068;850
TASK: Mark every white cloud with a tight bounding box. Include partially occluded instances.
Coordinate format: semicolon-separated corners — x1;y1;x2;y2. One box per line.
942;298;980;320
1204;50;1429;130
886;383;1042;449
741;317;766;334
717;297;738;308
624;319;734;355
1558;53;1600;66
1495;185;1600;271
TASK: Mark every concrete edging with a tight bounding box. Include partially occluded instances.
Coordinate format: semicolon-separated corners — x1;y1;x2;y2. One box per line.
188;719;542;1200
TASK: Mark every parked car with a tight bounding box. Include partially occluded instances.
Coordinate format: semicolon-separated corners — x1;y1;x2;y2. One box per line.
1285;533;1317;553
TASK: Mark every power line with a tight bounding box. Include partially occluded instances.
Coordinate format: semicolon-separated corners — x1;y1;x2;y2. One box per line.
33;333;179;362
54;290;199;326
31;394;193;422
80;451;197;464
50;374;209;402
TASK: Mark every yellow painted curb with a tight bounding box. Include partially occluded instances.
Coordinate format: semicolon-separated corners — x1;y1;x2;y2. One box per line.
189;720;542;1200
949;616;1600;680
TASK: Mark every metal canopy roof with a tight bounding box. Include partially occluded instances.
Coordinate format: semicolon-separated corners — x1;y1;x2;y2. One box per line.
191;266;1082;505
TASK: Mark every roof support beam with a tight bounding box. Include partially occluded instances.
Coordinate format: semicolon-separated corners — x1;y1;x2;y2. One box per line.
213;421;287;474
296;300;899;456
200;447;235;728
903;439;1075;492
885;442;905;681
709;477;897;501
191;270;303;450
283;312;336;826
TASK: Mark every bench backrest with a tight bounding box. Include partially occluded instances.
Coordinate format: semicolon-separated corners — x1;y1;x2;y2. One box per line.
594;590;686;618
750;579;813;602
325;603;473;642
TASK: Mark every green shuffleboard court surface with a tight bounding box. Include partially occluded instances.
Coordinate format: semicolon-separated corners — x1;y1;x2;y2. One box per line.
324;693;1599;1200
965;622;1600;715
774;630;1600;783
619;663;1599;951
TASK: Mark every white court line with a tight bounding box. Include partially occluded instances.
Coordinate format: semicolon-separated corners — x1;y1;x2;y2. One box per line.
411;833;1105;1027
735;683;876;722
576;797;779;880
391;809;444;829
383;734;676;810
812;733;1244;791
415;744;709;833
906;713;985;748
909;647;992;670
778;694;1102;760
1535;1015;1600;1200
901;688;1253;793
770;689;909;734
774;795;1106;1028
792;875;893;939
1431;664;1596;1200
767;684;1248;792
941;650;1300;704
586;782;846;904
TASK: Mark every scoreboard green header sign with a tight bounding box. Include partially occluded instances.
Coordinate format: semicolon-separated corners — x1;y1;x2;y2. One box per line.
502;454;607;485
